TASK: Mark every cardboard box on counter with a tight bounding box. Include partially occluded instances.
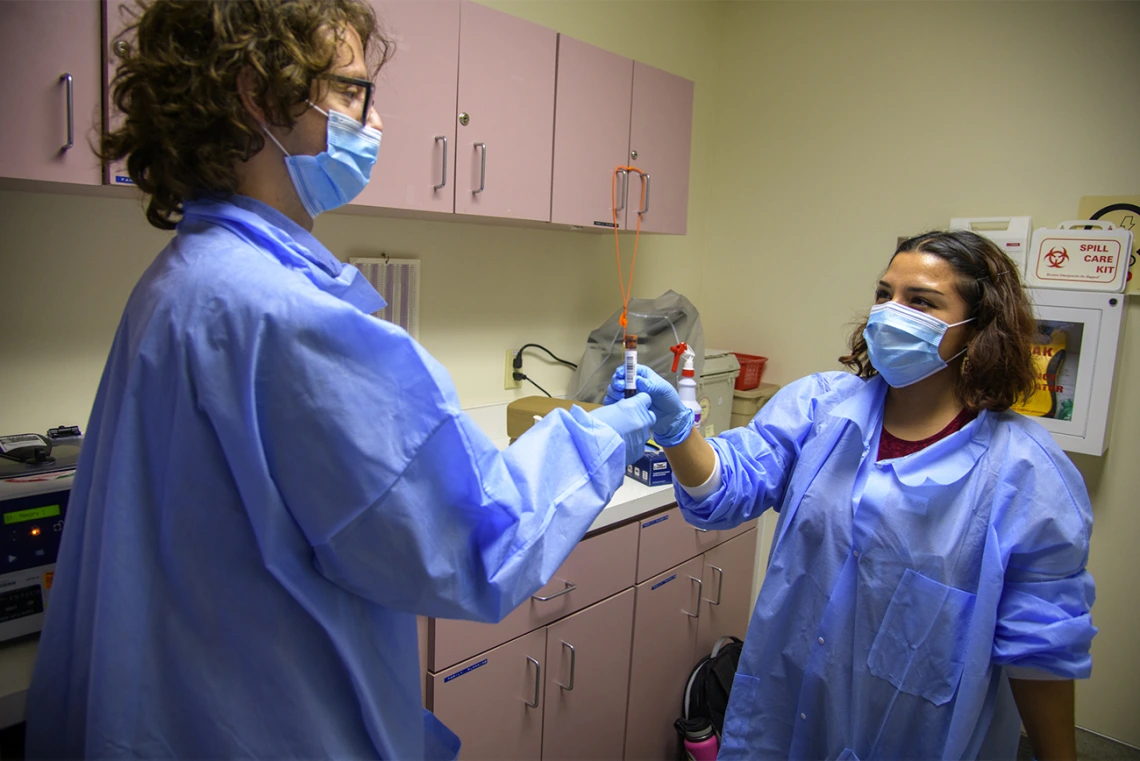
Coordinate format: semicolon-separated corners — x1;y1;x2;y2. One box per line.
506;396;601;443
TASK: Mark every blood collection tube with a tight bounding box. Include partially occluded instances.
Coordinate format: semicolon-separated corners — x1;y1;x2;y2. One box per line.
624;335;638;398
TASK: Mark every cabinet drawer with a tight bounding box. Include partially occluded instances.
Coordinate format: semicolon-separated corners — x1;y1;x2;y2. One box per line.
431;521;638;671
636;506;754;582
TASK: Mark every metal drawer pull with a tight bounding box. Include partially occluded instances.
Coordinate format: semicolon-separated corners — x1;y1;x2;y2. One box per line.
558;641;576;691
704;565;724;606
433;135;447;190
60;73;74;152
615;169;628;212
524;656;541;708
683;576;702;618
638;173;651;215
694;527;710;533
532;579;576;602
473;142;486;194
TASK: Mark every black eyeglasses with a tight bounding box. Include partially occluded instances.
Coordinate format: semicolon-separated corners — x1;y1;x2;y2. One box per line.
319;74;374;123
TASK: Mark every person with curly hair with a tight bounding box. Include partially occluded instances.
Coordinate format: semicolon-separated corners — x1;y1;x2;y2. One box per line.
24;1;656;758
606;230;1095;761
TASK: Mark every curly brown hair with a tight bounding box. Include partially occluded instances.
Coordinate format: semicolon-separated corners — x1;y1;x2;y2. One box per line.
104;0;392;230
839;230;1038;412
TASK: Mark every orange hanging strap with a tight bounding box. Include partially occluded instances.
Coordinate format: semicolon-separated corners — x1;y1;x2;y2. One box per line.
611;165;648;335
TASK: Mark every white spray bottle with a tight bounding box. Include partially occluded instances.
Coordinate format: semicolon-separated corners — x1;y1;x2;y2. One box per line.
670;343;702;430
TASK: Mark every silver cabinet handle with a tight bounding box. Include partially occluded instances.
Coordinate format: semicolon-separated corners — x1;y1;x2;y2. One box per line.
694;527;710;533
615;169;628;213
557;641;576;691
704;565;724;606
433;135;447;190
524;656;541;708
532;579;576;602
60;73;74;152
473;142;486;194
638;173;651;216
683;576;703;618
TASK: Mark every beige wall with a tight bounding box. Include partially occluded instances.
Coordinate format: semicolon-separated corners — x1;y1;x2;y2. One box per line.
703;0;1140;744
1;0;1137;746
0;0;723;433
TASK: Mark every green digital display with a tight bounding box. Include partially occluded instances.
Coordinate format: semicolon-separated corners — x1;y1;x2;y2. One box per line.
3;505;61;525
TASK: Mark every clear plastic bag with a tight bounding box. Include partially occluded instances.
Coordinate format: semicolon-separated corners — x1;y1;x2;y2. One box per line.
568;290;704;403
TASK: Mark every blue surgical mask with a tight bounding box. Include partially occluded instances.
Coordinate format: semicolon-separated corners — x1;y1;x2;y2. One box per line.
263;104;381;219
863;301;974;388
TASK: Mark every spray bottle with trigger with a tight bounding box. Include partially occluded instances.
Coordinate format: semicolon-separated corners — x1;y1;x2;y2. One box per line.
669;343;702;431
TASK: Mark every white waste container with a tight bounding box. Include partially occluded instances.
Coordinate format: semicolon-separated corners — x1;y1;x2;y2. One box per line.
697;350;740;438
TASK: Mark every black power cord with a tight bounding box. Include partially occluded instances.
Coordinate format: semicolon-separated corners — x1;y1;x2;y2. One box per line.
512;343;577;398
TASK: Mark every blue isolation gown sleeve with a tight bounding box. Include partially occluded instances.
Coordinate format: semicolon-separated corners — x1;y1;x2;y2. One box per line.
990;425;1096;678
676;373;853;530
204;284;625;624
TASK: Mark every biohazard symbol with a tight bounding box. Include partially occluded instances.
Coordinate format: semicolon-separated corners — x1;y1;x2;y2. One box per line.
1044;247;1069;268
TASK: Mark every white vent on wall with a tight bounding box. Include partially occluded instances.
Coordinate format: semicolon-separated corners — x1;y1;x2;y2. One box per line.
349;256;421;339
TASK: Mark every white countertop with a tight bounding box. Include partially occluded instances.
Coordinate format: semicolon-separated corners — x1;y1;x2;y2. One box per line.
0;399;676;729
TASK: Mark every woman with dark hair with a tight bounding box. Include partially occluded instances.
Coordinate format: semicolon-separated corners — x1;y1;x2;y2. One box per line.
608;230;1094;760
24;1;655;758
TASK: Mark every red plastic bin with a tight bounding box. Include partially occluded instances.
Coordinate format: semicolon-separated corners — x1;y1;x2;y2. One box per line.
732;353;768;391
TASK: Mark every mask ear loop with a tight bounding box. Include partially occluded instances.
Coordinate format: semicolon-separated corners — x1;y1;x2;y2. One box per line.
261;123;292;157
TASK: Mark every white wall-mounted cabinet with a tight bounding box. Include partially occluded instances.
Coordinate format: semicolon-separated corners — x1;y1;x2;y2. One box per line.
1014;289;1127;456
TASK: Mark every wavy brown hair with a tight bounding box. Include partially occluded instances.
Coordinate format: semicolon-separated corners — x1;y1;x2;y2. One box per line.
839;230;1038;412
103;0;392;230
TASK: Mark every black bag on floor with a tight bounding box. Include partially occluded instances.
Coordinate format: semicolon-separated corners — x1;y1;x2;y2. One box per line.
681;635;743;739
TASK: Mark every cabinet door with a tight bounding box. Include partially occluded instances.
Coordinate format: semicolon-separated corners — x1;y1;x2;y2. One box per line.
624;62;693;235
549;35;633;230
0;1;101;185
358;0;460;213
542;589;635;761
624;556;703;761
695;528;758;658
102;0;137;186
430;629;546;761
453;1;555;221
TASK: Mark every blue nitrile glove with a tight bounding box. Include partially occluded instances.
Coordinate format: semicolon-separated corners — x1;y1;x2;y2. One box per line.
591;393;656;467
605;365;694;448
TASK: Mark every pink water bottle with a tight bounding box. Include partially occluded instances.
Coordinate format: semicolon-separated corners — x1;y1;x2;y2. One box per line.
675;717;719;761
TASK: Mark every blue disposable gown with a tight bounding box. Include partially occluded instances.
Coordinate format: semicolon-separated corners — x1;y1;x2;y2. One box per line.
24;196;626;759
678;372;1095;761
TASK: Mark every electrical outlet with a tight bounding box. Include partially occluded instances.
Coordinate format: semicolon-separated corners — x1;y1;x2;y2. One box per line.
504;350;521;390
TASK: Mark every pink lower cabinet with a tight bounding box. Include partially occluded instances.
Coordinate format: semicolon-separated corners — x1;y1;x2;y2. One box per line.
430;628;547;760
695;528;758;658
542;590;635;760
624;556;704;761
432;522;638;671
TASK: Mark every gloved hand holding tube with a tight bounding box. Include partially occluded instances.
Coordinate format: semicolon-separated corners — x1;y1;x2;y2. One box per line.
590;393;657;467
605;365;694;448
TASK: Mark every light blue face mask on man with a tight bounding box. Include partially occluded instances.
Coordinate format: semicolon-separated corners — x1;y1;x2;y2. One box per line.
863;301;974;388
263;103;381;218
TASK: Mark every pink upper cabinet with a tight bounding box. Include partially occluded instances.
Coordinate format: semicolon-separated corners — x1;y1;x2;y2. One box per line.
103;1;134;186
550;36;634;231
0;1;101;185
625;61;694;235
357;0;460;213
453;1;556;222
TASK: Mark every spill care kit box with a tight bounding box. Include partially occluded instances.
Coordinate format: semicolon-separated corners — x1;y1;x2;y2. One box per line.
627;446;672;487
1026;220;1133;293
